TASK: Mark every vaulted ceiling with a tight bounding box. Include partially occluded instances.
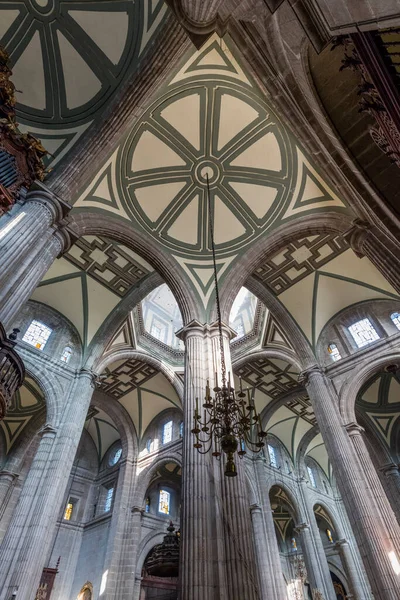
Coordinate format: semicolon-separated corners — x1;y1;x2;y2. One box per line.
0;0;168;167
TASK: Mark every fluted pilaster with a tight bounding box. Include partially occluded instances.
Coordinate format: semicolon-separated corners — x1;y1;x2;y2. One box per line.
0;370;95;600
379;463;400;524
301;366;400;600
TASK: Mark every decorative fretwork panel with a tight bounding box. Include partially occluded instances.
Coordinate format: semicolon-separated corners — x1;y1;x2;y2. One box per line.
286;394;316;425
99;359;157;398
236;358;300;399
254;234;348;294
64;236;150;297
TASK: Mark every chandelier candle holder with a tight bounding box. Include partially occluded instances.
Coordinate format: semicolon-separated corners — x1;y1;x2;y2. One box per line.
191;173;267;477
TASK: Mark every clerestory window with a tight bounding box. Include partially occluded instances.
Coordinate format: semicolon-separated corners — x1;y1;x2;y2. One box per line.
348;318;379;348
22;320;52;350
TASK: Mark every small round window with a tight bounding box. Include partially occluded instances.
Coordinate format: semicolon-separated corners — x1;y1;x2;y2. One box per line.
108;446;122;466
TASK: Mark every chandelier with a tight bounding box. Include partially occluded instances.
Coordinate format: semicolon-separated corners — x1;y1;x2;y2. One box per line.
191;174;267;477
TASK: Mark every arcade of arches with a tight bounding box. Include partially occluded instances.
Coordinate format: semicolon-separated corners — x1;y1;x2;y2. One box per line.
0;2;400;600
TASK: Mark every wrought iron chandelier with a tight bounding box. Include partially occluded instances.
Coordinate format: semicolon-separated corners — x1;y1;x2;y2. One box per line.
191;174;267;477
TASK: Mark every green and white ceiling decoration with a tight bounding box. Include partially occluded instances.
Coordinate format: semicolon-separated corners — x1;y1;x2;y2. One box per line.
0;377;45;457
0;0;167;167
74;34;350;317
99;358;181;441
357;372;400;456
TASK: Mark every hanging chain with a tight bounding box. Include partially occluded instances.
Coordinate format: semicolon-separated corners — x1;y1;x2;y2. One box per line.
206;173;227;388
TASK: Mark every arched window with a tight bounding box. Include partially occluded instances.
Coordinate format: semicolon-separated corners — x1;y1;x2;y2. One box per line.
327;343;341;362
158;489;170;515
348;318;379;348
104;487;114;512
146;438;152;452
60;346;72;363
145;497;150;513
391;312;400;331
179;421;184;438
162;420;173;444
307;466;317;488
22;320;52;350
108;446;122;467
268;444;278;468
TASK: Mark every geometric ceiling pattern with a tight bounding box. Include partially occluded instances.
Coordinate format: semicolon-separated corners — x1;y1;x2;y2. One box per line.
0;377;45;456
98;359;181;439
73;34;350;315
254;241;400;349
0;0;167;167
357;372;400;454
30;235;153;349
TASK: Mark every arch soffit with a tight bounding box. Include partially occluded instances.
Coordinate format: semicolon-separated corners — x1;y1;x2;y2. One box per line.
68;211;200;324
85;270;164;370
3;409;46;473
311;499;343;538
135;453;182;506
338;350;400;423
217;212;350;325
267;479;301;523
295;423;320;474
135;531;167;578
96;348;184;403
91;390;139;460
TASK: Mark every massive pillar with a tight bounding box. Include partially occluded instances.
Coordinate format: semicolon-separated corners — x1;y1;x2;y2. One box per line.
301;366;400;600
379;463;400;524
298;482;336;600
335;539;368;600
0;184;72;329
253;457;288;600
0;370;94;600
177;321;258;600
177;321;221;600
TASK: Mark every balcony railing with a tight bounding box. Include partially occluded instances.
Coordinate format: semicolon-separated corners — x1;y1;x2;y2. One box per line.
0;323;25;420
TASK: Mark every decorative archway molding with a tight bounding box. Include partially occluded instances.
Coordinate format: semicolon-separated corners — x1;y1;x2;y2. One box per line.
134;452;182;507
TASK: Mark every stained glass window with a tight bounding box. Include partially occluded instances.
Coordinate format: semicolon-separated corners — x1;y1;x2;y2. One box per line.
391;312;400;331
108;447;122;466
22;320;52;350
61;346;72;363
348;318;379;348
307;466;317;488
162;420;173;444
64;501;73;520
159;490;170;514
105;487;114;512
268;444;278;468
327;343;341;362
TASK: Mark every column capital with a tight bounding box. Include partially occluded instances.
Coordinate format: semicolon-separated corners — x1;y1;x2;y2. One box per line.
249;503;262;515
38;423;57;438
53;224;79;257
79;368;98;389
175;319;207;342
131;505;145;515
379;462;400;476
295;522;310;533
209;320;237;341
26;181;71;225
298;365;324;386
0;470;19;482
335;538;349;548
343;218;371;258
344;421;364;437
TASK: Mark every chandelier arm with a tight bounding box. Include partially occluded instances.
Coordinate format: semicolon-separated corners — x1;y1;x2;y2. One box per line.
206;173;226;388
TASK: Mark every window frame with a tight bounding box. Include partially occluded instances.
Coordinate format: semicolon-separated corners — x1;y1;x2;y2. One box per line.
158;489;171;515
390;312;400;331
327;342;341;362
268;443;278;468
104;486;114;513
162;420;173;445
307;465;317;488
60;345;73;363
347;318;380;349
22;320;52;350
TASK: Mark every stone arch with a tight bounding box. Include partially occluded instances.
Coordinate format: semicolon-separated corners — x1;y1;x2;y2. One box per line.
311;499;344;540
68;211;200;324
217;212;349;325
96;348;184;404
92;390;139;461
84;270;163;370
267;480;301;524
134;454;182;508
295;424;320;476
135;530;166;579
338;350;400;423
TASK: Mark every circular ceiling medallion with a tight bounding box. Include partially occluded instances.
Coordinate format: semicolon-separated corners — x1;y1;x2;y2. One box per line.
120;82;294;258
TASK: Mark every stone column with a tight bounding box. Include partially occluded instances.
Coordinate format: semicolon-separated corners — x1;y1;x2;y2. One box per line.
295;522;336;600
0;227;73;329
179;0;224;27
298;482;337;600
0;370;95;600
0;471;18;520
176;321;221;600
0;183;70;279
345;423;400;557
210;323;259;600
379;463;400;524
301;366;400;600
253;457;288;600
335;539;367;600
